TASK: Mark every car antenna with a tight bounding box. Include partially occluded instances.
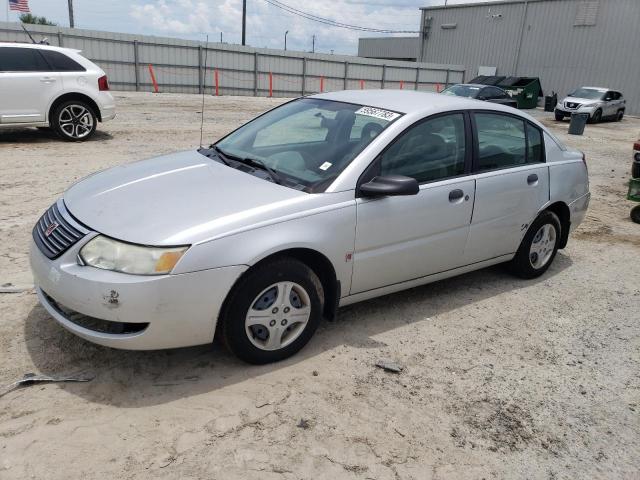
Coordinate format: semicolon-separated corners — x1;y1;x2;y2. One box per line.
199;34;209;148
21;24;37;44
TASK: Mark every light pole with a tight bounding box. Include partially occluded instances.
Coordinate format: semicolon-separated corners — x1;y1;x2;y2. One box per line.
241;0;246;45
67;0;75;28
284;30;288;51
312;34;315;53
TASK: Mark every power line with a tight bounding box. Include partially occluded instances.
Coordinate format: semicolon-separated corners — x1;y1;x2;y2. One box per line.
261;0;420;34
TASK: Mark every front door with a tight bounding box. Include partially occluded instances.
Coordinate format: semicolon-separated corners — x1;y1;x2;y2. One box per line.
0;47;61;124
464;112;550;263
351;112;474;294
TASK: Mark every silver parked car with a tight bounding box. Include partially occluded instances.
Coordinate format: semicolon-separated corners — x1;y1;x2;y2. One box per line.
555;86;625;123
30;90;590;363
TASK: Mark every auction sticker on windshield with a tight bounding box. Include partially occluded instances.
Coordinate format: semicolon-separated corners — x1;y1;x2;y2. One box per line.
355;106;401;121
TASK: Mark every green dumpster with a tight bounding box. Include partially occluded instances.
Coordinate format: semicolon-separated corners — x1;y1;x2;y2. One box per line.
497;77;543;109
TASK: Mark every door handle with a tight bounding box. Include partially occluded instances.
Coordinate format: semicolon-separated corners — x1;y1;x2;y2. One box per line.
40;77;56;83
527;174;538;185
449;189;464;202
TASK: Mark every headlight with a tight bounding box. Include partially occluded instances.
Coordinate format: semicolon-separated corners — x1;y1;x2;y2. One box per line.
79;235;189;275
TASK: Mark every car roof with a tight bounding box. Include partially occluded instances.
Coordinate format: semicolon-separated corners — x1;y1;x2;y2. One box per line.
310;89;503;116
0;42;81;54
452;83;485;88
580;86;608;92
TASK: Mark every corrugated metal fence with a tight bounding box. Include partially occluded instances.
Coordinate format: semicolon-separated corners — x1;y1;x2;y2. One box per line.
0;22;464;98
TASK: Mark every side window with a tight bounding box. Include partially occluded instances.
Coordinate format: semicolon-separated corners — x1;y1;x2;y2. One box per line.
475;113;526;171
526;123;544;163
380;113;466;183
0;47;50;72
40;50;85;72
484;87;504;99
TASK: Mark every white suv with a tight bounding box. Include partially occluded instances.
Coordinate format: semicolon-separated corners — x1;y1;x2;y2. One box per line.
0;42;115;141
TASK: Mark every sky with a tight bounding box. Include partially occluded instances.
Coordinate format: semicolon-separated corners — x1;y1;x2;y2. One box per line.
3;0;483;54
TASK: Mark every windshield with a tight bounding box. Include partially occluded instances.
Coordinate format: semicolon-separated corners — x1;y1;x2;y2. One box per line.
441;84;481;98
568;88;605;100
213;98;401;192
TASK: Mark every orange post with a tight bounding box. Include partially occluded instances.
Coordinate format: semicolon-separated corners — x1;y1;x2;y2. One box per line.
436;83;443;93
269;72;273;97
400;80;404;90
214;68;219;96
360;79;364;90
148;64;159;93
320;76;324;93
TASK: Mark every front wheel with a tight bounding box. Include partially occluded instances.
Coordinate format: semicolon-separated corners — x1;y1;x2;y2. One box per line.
616;110;624;122
589;109;602;124
51;100;97;142
219;258;324;364
554;112;564;121
631;205;640;224
508;211;561;279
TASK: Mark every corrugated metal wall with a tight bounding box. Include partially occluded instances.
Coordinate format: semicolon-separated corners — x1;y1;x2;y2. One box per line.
0;22;464;98
419;0;640;114
358;37;420;60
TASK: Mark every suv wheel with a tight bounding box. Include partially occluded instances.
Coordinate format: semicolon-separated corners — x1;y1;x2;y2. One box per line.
554;112;564;121
631;206;640;224
219;258;324;364
616;110;624;122
51;100;97;141
508;211;561;279
589;109;602;124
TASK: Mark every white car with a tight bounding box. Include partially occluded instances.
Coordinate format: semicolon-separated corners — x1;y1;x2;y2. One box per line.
0;42;115;141
554;87;625;123
30;91;590;363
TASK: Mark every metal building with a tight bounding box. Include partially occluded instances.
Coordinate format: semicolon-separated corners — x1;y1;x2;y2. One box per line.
361;0;640;114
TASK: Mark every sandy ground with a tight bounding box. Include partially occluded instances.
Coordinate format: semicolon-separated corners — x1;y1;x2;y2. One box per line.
0;92;638;480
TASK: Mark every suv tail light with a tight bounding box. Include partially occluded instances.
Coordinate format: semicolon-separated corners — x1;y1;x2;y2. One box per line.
98;75;110;91
633;141;640;152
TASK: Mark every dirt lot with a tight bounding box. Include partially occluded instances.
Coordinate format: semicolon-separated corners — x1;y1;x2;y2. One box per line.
1;92;638;479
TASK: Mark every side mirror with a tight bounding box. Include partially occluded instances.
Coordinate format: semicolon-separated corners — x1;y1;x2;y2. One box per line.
359;175;419;197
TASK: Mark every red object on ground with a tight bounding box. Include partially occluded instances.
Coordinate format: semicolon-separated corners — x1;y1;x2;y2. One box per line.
320;76;324;93
148;64;159;93
269;72;273;97
214;68;219;96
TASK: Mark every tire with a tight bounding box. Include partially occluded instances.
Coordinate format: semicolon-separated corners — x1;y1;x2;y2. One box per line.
219;257;324;364
589;109;602;124
554;112;564;121
51;100;97;142
631;205;640;224
616;110;624;122
508;211;561;279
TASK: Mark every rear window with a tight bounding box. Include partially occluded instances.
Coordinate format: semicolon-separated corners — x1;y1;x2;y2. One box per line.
40;50;85;72
0;47;50;72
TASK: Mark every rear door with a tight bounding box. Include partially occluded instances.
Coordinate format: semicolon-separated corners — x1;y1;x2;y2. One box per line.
0;47;62;124
464;112;549;264
351;112;475;293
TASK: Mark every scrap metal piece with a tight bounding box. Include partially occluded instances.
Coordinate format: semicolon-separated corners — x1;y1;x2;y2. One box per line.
0;372;94;398
375;359;404;373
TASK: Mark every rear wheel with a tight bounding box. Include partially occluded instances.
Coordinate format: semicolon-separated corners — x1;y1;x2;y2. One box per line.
51;100;97;142
219;258;324;364
508;211;561;279
631;205;640;224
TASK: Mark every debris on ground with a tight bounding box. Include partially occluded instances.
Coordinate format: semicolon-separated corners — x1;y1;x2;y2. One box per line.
0;283;34;294
375;359;404;373
297;418;311;429
0;373;94;398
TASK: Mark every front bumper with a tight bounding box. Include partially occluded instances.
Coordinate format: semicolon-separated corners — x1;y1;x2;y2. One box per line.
30;239;246;350
555;105;597;117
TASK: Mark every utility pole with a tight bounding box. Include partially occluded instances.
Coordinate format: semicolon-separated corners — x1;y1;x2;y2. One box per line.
312;34;315;53
284;30;288;51
67;0;75;28
220;32;223;43
241;0;246;46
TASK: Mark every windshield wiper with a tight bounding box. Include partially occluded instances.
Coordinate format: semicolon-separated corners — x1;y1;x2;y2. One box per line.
237;156;283;185
211;145;232;166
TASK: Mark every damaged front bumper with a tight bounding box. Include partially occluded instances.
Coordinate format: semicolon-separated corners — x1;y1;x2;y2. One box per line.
30;238;246;350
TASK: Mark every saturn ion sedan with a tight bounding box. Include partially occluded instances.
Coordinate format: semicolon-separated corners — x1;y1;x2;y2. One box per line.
31;90;590;364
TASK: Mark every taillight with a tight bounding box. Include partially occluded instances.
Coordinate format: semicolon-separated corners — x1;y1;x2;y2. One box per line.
98;75;110;91
634;141;640;152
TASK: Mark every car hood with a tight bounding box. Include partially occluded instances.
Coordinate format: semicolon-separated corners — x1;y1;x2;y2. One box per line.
563;97;601;106
64;150;309;245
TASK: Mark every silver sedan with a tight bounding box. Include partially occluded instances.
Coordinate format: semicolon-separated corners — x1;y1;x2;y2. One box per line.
30;90;590;363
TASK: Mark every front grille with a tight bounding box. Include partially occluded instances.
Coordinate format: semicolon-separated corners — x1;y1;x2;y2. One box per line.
43;291;149;335
33;201;88;259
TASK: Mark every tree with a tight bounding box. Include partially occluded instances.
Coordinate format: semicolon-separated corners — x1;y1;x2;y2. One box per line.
19;13;57;26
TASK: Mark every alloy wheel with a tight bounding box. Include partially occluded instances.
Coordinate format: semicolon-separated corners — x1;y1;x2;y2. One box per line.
59;105;94;139
529;224;557;269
